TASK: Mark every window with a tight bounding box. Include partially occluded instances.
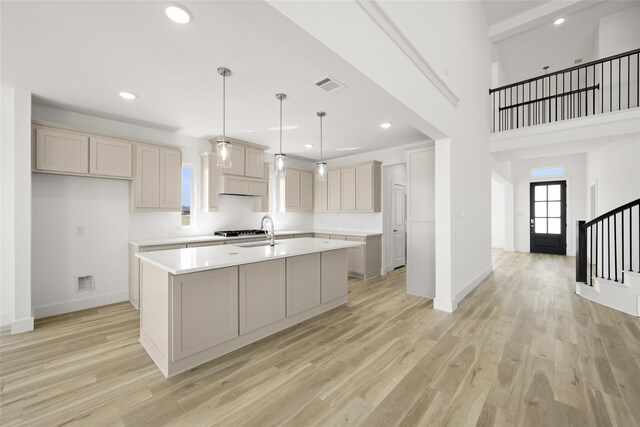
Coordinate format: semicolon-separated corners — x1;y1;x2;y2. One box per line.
181;165;193;227
531;167;565;177
534;183;562;234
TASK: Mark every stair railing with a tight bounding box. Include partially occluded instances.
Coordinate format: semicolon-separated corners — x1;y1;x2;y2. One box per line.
576;198;640;286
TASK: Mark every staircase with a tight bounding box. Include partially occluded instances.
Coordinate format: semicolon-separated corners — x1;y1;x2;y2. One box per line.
576;198;640;316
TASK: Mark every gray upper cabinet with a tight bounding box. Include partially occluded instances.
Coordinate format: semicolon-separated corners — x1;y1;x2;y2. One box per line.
89;137;132;178
341;167;356;210
244;147;264;179
35;128;89;174
327;169;342;211
159;148;182;209
316;161;381;213
314;177;328;212
133;144;182;211
281;167;313;212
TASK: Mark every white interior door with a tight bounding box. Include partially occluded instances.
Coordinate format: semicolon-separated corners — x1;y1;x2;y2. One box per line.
392;183;406;268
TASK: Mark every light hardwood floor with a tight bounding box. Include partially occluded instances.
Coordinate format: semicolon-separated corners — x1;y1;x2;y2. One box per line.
1;251;640;426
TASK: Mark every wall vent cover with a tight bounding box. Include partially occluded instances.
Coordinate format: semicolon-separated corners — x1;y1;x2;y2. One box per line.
314;76;348;93
574;58;583;64
77;275;94;291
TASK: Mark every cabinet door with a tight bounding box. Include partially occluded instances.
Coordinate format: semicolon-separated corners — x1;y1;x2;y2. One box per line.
89;137;132;178
314;233;330;239
171;267;239;361
239;259;286;334
321;249;348;303
245;147;264;178
285;169;301;210
287;253;321;317
135;145;160;208
341;167;356;210
314;177;328;211
36;128;89;174
327;169;342;211
347;241;365;276
356;164;373;211
159;148;182;209
299;171;313;211
225;145;245;176
331;235;347;241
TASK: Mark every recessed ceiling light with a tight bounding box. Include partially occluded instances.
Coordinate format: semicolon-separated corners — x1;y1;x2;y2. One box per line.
305;144;313;148
380;122;392;129
336;147;360;151
267;125;299;131
165;5;191;24
554;18;565;25
119;91;137;100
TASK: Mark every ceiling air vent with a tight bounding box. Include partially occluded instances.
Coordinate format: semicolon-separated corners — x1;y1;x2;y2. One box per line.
314;76;348;93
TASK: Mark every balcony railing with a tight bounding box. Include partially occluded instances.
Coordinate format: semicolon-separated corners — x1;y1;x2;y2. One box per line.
490;48;640;133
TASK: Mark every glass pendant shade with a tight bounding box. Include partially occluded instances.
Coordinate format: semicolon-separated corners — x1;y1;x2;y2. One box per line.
216;139;232;168
315;161;327;181
274;153;287;175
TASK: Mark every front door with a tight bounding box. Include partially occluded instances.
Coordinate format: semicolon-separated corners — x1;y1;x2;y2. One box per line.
530;180;567;255
392;183;406;268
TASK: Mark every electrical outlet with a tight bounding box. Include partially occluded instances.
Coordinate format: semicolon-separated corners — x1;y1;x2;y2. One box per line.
74;225;84;236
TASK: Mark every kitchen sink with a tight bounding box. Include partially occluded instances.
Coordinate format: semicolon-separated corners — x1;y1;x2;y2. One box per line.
233;241;282;248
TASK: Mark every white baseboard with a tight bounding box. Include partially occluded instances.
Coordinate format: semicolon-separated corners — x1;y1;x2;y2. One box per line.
454;265;493;306
11;316;34;334
434;298;456;312
33;291;129;319
1;312;14;327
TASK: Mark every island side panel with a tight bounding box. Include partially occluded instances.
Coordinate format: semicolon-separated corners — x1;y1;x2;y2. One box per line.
321;248;348;303
139;260;171;376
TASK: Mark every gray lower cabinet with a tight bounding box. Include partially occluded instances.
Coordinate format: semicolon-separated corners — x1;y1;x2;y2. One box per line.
286;253;321;317
321;249;348;303
171;267;238;361
239;259;286;335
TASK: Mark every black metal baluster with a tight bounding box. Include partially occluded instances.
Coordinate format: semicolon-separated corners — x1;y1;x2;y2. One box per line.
562;73;565;120
607;216;611;280
578;68;581;117
592;64;596;115
548;76;551;123
619;57;621;111
602;219;605;279
622;209;625;283
637;53;639;108
529;82;531;126
590;225;594;285
492;92;495;133
628;56;630;109
610;60;612;112
630;206;633;272
517;85;520;128
570;71;573;118
555;74;558;122
596;221;599;278
602;62;604;114
614;213;618;282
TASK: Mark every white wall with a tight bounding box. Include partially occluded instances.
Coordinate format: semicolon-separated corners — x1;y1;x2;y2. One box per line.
598;5;640;58
491;179;506;248
1;87;33;331
586;137;640;215
512;153;587;256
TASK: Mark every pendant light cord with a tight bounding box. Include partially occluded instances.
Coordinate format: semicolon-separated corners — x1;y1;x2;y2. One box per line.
222;73;226;140
279;96;283;153
319;114;323;162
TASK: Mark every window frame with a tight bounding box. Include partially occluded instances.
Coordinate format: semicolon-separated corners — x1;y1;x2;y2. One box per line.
181;163;196;228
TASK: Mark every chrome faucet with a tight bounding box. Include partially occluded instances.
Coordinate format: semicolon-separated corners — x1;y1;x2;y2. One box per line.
260;215;275;246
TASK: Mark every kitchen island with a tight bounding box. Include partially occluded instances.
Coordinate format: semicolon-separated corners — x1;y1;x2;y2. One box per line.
136;237;363;378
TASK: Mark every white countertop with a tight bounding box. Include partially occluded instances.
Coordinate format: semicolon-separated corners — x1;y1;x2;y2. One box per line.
130;229;381;247
136;237;364;275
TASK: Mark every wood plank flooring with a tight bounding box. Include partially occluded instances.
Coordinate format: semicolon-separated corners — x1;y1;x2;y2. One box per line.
1;250;639;426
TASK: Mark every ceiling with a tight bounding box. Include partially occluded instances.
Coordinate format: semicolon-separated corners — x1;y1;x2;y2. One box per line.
481;0;551;26
489;1;638;85
1;1;429;160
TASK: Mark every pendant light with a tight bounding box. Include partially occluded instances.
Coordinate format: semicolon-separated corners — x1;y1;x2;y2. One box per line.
315;112;327;181
216;67;232;168
274;93;287;175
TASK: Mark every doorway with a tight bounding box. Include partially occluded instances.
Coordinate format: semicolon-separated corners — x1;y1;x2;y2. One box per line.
392;182;406;268
530;180;567;255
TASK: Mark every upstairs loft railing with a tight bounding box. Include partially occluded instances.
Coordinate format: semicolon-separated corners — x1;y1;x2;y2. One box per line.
490;48;640;133
576;198;640;286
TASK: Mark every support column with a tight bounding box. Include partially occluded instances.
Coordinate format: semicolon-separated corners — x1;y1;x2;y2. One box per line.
1;86;33;333
434;138;455;312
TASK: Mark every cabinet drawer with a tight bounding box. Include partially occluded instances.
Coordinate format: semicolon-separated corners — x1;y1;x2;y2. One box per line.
330;235;347;241
347;236;366;243
314;233;330;239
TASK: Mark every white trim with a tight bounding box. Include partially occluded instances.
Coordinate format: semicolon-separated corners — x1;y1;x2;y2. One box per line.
33;291;129;319
455;266;493;305
11;316;34;334
434;298;456;313
356;0;459;107
0;312;14;327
